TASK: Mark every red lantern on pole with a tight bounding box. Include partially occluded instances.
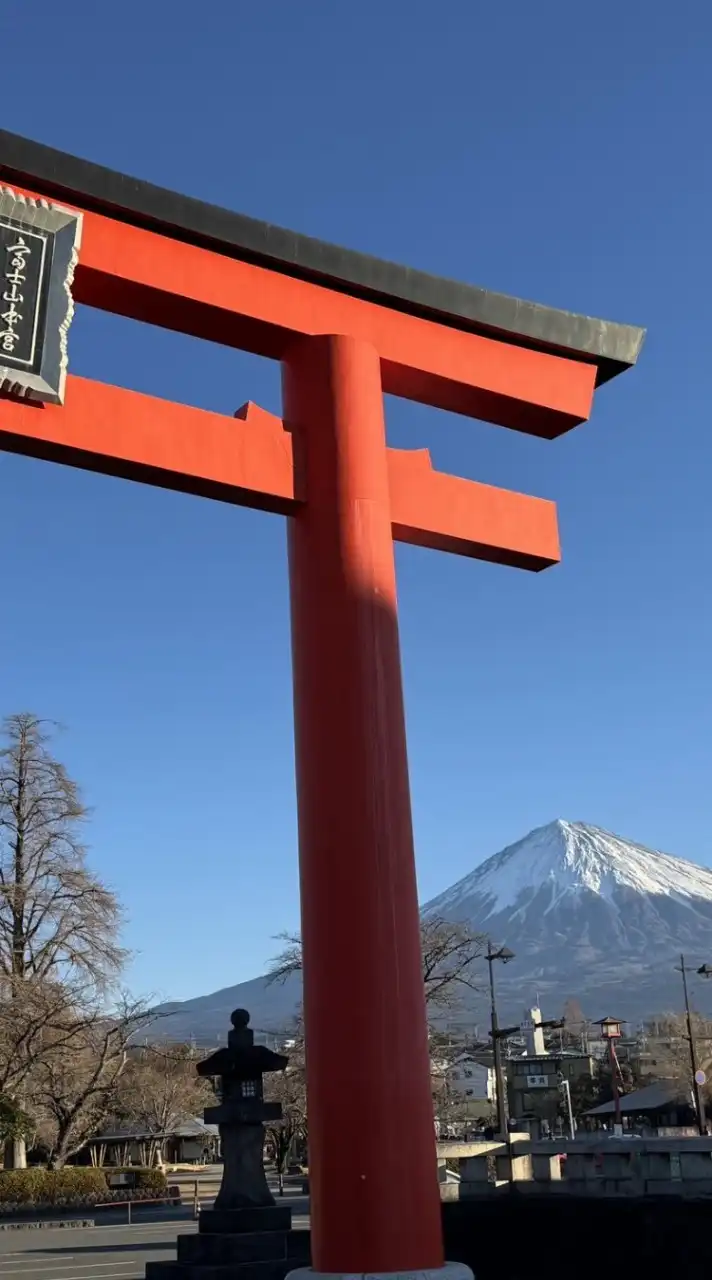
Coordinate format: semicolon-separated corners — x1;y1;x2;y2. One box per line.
595;1017;624;1130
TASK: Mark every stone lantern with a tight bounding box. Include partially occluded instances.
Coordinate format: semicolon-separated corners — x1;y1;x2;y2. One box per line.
197;1008;288;1211
145;1009;310;1280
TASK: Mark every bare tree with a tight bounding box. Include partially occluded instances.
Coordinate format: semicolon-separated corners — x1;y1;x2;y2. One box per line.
644;1012;712;1090
561;998;589;1050
266;935;303;986
0;978;91;1168
419;916;486;1011
114;1044;213;1166
267;916;485;1013
265;1022;307;1195
0;714;126;1166
0;979;92;1098
0;714;125;989
34;998;155;1168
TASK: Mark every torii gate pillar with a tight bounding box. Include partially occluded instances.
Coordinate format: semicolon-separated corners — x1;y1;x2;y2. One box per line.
286;334;440;1271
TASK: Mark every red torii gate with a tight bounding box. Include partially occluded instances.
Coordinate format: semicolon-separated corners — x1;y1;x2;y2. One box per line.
0;132;643;1278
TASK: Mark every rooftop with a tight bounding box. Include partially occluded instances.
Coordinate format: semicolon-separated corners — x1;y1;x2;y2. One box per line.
585;1081;689;1116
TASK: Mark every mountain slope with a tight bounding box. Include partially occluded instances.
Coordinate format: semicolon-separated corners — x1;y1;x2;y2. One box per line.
151;971;301;1045
151;820;712;1041
425;820;712;1021
427;819;712;918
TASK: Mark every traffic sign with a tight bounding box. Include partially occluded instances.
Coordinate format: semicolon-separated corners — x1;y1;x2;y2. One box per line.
695;1069;706;1086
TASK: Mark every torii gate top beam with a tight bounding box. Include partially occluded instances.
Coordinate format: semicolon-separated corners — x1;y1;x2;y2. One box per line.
0;130;644;438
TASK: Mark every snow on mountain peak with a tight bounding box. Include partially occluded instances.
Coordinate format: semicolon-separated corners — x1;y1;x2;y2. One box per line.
425;819;712;920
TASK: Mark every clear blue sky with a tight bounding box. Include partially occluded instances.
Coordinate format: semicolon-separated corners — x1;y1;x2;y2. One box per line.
2;1;711;1005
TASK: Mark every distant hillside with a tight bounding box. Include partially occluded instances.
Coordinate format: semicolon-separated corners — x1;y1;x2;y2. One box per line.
151;970;301;1045
149;820;712;1041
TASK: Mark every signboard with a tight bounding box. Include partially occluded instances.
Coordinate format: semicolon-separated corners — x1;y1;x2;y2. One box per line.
525;1074;549;1088
0;186;82;403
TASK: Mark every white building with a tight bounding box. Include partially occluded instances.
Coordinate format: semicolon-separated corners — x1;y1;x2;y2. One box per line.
520;1006;547;1057
444;1053;495;1103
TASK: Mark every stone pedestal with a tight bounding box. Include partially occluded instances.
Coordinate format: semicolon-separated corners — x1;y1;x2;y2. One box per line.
146;1206;310;1280
286;1264;473;1280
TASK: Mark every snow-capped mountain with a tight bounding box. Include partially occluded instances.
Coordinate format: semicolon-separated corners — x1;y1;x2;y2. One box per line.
427;819;712;920
425;819;712;1021
152;820;712;1041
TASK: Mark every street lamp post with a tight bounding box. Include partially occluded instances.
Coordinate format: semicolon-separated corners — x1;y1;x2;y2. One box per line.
558;1074;576;1139
486;940;515;1137
596;1017;624;1131
675;956;712;1137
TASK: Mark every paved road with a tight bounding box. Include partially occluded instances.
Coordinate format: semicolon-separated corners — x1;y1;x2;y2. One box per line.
0;1191;309;1280
0;1220;198;1280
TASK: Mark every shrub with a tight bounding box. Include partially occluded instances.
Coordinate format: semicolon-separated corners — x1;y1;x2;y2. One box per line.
0;1166;170;1212
0;1169;46;1205
0;1167;107;1206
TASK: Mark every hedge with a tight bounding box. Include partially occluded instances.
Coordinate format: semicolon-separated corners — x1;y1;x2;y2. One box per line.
0;1168;106;1206
0;1166;169;1211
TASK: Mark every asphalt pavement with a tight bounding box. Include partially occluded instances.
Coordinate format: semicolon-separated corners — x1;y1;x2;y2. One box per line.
0;1185;310;1280
0;1220;197;1280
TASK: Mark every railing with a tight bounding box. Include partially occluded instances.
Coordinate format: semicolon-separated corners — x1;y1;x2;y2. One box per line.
93;1191;183;1226
435;1135;712;1198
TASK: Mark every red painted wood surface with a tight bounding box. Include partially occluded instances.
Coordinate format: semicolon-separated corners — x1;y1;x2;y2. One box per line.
285;334;444;1272
0;376;560;570
12;182;596;437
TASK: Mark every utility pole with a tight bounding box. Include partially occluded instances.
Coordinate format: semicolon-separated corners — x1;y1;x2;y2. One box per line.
676;955;712;1137
486;941;514;1136
558;1074;576;1139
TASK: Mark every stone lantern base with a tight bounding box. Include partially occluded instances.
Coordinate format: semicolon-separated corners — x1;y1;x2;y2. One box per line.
145;1204;310;1280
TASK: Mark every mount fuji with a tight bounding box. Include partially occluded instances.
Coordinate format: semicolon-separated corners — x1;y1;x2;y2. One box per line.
424;819;712;1024
153;820;712;1042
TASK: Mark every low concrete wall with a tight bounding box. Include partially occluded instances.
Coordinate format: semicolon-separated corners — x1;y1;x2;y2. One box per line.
442;1195;712;1279
274;1196;712;1280
438;1135;712;1198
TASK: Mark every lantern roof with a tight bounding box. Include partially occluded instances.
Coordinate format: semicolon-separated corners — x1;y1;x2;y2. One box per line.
197;1009;289;1080
595;1015;624;1037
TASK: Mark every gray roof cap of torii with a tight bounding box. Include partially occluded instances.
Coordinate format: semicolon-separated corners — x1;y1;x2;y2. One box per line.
0;130;644;386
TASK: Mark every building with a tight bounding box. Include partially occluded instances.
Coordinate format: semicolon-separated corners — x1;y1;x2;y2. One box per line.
507;1052;594;1126
505;1006;595;1128
430;1048;496;1134
445;1053;495;1104
86;1117;219;1167
585;1081;699;1135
